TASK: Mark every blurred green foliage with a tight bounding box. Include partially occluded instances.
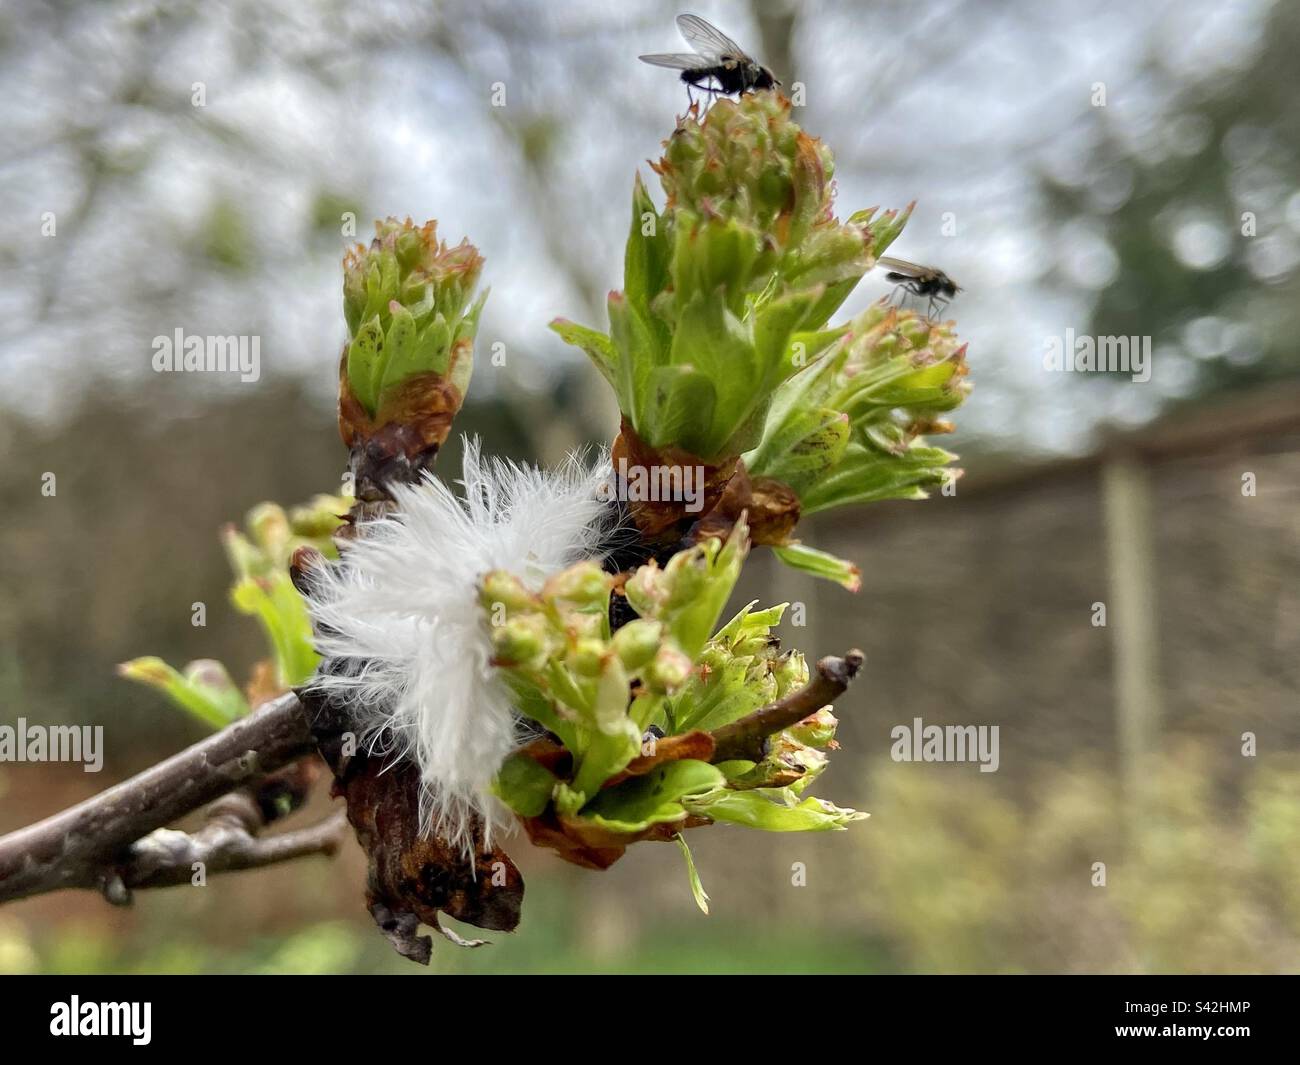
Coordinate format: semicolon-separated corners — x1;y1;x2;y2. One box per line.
0;882;884;976
202;198;253;274
857;742;1300;973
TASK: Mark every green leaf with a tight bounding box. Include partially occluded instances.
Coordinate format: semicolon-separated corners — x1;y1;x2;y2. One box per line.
641;365;718;449
751;285;822;395
377;252;400;318
867;201;914;256
570;657;642;798
773;542;862;591
711;600;786;645
667;295;755;457
492;752;559;817
459;286;489;341
414;313;453;377
580;759;726;832
782;227;873;290
745;405;849;496
360;261;384;325
830;355;921;415
625;173;672;313
230;574;318;688
117;657;248;729
805;275;863;327
376;301;419;395
503;673;582;754
671;659;775;732
608;291;666;432
687;788;867;832
743;343;847;476
550;318;619;391
672;216;762;316
843;357;966;416
345;316;385;415
675;833;710;915
799;440;955;514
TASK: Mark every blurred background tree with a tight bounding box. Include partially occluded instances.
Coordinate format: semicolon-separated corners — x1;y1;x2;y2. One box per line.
1039;0;1300;405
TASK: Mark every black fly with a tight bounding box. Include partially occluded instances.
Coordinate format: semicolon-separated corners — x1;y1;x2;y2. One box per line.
878;257;962;318
639;13;779;104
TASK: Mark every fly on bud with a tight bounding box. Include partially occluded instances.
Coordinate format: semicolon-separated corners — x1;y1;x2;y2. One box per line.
639;13;779;105
877;256;962;318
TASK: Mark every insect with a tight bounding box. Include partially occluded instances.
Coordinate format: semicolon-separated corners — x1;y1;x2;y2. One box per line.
639;13;780;104
877;256;962;317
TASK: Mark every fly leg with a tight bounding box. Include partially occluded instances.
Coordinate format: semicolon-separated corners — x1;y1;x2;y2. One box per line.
885;281;918;311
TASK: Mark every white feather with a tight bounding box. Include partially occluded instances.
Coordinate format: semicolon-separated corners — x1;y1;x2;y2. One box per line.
302;438;617;855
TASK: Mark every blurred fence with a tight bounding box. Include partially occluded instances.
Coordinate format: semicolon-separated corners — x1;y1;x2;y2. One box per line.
806;382;1300;791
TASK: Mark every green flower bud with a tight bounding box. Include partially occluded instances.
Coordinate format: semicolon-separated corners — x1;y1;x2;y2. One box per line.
567;637;609;678
727;733;828;790
551;94;892;467
647;645;693;693
288;492;351;543
658;94;833;254
117;657;249;730
340;217;486;422
542;561;613;610
742;302;970;585
220;525;261;582
246;502;291;558
480;570;537;615
610;618;664;672
787;707;838;748
626;529;747;661
773;650;810;697
491;614;552;669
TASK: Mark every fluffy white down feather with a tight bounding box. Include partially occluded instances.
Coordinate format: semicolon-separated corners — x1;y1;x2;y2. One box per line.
303;439;616;854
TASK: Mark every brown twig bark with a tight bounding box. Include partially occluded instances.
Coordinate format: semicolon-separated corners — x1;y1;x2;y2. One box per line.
0;691;315;904
115;804;348;895
709;650;865;763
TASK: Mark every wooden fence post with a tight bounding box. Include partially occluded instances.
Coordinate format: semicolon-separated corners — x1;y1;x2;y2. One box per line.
1101;455;1163;808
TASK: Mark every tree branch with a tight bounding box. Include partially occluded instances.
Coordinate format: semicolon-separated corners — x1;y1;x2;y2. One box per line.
709;650;865;763
114;804;348;896
0;691;315;905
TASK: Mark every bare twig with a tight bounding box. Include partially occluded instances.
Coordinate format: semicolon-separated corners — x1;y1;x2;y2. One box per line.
0;691;314;905
709;651;865;763
114;804;349;896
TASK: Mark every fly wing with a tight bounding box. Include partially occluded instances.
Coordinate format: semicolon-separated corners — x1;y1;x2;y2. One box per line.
639;52;709;69
676;13;746;60
877;256;927;277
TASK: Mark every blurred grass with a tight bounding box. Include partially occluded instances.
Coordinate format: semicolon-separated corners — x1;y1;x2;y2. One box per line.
855;742;1300;974
0;880;891;975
